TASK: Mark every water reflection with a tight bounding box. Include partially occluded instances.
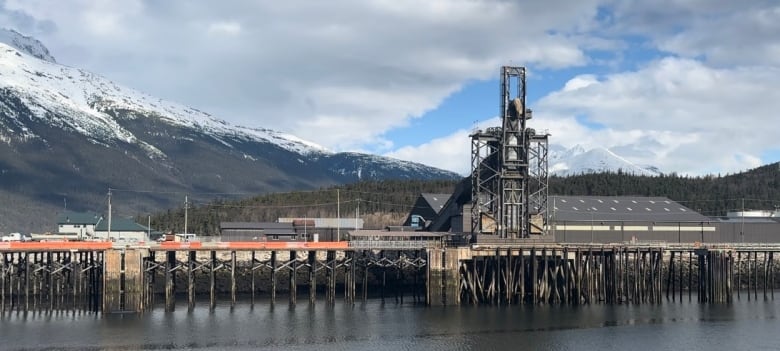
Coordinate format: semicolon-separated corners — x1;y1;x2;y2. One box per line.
2;299;780;350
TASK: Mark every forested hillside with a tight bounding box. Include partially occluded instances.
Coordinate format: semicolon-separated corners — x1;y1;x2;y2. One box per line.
550;163;780;217
149;163;780;235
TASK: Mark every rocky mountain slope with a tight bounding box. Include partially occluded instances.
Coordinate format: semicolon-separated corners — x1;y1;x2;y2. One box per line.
0;29;459;233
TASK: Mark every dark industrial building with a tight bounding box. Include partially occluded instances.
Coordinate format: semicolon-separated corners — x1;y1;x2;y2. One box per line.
220;218;364;242
550;195;713;243
220;222;297;242
402;193;451;228
278;218;363;241
410;193;780;244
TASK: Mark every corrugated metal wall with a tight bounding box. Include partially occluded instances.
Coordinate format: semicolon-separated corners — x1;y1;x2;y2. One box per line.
552;220;780;244
221;229;265;242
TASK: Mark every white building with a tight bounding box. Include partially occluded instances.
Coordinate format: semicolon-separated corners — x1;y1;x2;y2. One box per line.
56;211;101;240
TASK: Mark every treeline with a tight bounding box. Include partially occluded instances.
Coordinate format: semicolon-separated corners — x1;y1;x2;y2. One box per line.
147;162;780;235
549;163;780;216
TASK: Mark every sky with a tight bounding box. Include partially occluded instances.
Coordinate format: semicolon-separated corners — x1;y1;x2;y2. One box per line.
1;0;779;176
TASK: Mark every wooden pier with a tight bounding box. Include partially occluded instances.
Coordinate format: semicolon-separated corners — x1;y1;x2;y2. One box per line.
2;241;780;313
451;243;775;305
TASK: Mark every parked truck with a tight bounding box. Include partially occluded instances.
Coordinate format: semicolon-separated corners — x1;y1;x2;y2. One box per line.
1;232;31;242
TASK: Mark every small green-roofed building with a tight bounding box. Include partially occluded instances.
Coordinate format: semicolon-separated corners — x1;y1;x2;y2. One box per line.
94;217;150;243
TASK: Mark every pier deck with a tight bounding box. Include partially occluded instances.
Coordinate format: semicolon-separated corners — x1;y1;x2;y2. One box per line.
2;241;780;314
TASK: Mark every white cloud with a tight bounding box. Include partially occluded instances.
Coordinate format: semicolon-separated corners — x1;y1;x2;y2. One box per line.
207;21;241;36
1;0;599;152
3;0;780;177
383;118;505;175
387;56;780;176
536;58;780;175
384;129;473;175
608;0;780;67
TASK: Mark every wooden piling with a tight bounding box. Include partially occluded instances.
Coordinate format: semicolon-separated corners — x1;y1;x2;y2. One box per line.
519;248;525;304
289;251;297;305
531;248;537;304
25;252;30;311
188;251;196;309
165;250;175;311
737;251;741;300
770;252;775;300
308;251;316;305
495;249;501;305
231;251;237;307
754;251;759;300
327;250;335;304
251;251;256;305
271;250;277;305
1;253;5;312
210;250;216;309
363;251;369;302
552;249;559;304
349;250;357;304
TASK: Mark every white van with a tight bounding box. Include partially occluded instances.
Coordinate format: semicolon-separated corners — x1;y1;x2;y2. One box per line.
175;233;197;242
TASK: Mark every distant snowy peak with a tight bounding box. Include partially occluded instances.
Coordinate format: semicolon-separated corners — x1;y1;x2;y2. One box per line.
0;31;327;156
550;145;661;176
0;28;56;63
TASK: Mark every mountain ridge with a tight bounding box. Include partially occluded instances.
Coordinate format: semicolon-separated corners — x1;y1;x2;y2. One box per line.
549;144;661;176
0;29;459;233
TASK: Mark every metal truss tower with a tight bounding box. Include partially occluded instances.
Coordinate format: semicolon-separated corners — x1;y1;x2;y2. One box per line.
470;66;549;239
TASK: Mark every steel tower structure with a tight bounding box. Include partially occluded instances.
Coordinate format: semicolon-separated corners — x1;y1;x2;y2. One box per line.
470;66;549;239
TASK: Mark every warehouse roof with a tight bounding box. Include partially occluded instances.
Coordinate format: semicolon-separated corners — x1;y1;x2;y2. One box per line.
550;196;709;222
221;222;291;230
57;211;101;225
421;193;451;215
95;217;148;232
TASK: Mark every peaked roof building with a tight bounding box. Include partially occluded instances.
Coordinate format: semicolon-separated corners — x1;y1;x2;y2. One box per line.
550;196;709;223
403;193;452;227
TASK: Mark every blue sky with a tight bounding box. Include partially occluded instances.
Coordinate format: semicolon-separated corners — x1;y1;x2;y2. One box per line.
3;0;779;176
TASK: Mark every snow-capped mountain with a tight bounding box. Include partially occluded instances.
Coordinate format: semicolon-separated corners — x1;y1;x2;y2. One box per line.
549;144;661;176
0;29;459;232
0;29;330;156
0;29;56;63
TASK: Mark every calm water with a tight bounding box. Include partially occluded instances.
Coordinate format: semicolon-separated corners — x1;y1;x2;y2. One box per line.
2;298;780;350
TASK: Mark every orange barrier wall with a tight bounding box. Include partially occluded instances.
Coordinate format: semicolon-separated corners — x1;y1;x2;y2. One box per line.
0;241;113;251
159;241;203;249
0;241;351;251
201;241;350;250
208;241;349;250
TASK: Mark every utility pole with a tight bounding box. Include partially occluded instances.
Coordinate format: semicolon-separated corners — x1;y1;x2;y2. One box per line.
184;195;189;235
336;189;340;241
356;198;360;231
741;197;745;243
107;189;112;241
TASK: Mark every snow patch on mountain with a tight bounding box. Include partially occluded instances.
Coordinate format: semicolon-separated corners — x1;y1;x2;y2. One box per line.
0;29;56;63
0;32;328;157
550;144;661;176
